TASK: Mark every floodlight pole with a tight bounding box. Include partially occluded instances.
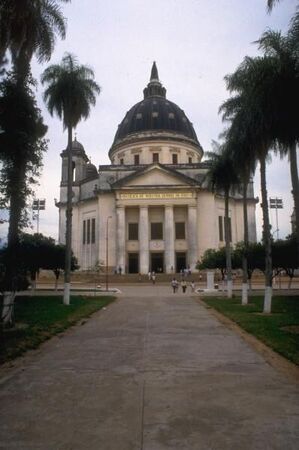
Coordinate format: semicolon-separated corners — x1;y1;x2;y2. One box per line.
36;203;40;234
269;197;283;240
275;203;279;240
106;216;112;291
32;199;46;234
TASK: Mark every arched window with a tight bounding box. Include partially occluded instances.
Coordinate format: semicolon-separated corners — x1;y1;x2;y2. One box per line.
72;161;76;182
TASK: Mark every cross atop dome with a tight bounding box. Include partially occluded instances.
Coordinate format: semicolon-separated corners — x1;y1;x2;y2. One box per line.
143;61;166;99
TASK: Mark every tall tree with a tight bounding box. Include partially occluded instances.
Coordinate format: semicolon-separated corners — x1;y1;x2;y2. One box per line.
0;1;68;325
257;29;299;265
223;55;278;312
41;53;100;305
205;142;240;298
0;74;47;324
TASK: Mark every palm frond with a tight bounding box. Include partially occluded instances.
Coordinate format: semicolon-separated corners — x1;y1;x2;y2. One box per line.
205;142;240;194
0;0;68;74
267;0;281;12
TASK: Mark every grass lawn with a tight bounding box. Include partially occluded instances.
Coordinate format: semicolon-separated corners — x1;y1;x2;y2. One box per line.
201;296;299;365
0;295;115;364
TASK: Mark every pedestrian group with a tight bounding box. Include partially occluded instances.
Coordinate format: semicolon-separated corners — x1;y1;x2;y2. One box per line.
171;278;195;293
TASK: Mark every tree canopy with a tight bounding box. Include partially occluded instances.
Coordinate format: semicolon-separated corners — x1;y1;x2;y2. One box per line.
0;0;69;79
41;53;101;130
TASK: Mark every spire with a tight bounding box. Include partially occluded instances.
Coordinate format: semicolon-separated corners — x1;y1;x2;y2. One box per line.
150;61;159;81
144;61;166;99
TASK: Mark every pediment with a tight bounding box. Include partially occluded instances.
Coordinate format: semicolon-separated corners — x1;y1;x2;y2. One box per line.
113;164;196;188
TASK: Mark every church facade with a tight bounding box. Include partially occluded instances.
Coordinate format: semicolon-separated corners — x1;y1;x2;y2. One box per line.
57;63;257;273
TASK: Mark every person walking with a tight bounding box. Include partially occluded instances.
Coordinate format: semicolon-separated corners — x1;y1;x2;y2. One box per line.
148;271;152;281
151;272;156;284
191;280;195;293
181;279;187;293
171;278;178;293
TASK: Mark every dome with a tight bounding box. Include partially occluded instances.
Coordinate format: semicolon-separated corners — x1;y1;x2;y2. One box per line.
110;63;201;155
85;162;98;179
61;137;88;159
71;138;85;152
113;97;198;143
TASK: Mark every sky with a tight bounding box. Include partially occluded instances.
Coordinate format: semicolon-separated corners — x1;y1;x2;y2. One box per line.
0;0;297;242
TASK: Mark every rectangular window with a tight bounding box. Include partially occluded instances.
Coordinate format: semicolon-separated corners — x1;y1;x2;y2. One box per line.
224;217;232;242
151;222;163;240
83;220;86;244
188;157;192;164
120;158;124;165
175;222;185;239
91;218;96;244
172;154;178;164
128;223;138;240
153;153;159;163
87;219;91;244
134;154;140;165
218;216;223;242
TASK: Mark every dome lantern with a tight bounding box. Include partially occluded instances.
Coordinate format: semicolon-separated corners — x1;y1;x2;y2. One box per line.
143;61;166;99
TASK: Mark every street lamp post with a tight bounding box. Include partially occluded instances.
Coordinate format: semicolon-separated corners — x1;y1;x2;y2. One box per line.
106;216;112;291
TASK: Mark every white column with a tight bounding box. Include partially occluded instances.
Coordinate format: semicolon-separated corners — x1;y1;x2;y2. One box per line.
188;205;198;271
116;206;126;273
139;206;149;274
164;205;175;273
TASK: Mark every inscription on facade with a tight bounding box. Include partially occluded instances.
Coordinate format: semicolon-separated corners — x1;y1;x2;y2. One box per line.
119;192;193;199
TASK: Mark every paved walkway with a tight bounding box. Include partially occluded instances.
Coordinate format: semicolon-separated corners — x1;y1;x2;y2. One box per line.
0;292;299;449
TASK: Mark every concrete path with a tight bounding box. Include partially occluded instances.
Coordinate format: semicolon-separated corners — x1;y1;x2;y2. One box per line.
0;293;298;450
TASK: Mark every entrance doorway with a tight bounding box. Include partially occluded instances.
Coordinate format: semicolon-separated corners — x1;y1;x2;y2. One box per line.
128;253;139;273
176;252;186;273
151;253;164;273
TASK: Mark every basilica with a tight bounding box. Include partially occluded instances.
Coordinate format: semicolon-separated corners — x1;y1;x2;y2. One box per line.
57;63;257;273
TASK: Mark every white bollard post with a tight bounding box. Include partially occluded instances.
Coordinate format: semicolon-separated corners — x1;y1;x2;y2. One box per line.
207;272;215;290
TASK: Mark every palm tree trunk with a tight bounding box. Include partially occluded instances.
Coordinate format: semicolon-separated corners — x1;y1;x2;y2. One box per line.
63;126;73;305
242;180;249;305
13;48;31;87
1;162;26;326
260;156;272;313
289;143;299;265
224;188;232;298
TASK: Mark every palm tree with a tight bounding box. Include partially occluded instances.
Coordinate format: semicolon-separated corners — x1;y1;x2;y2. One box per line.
41;53;100;305
257;29;299;265
205;142;240;298
0;0;69;81
223;55;279;313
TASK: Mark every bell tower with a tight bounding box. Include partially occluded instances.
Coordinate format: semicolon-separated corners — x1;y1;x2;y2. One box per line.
60;137;89;203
